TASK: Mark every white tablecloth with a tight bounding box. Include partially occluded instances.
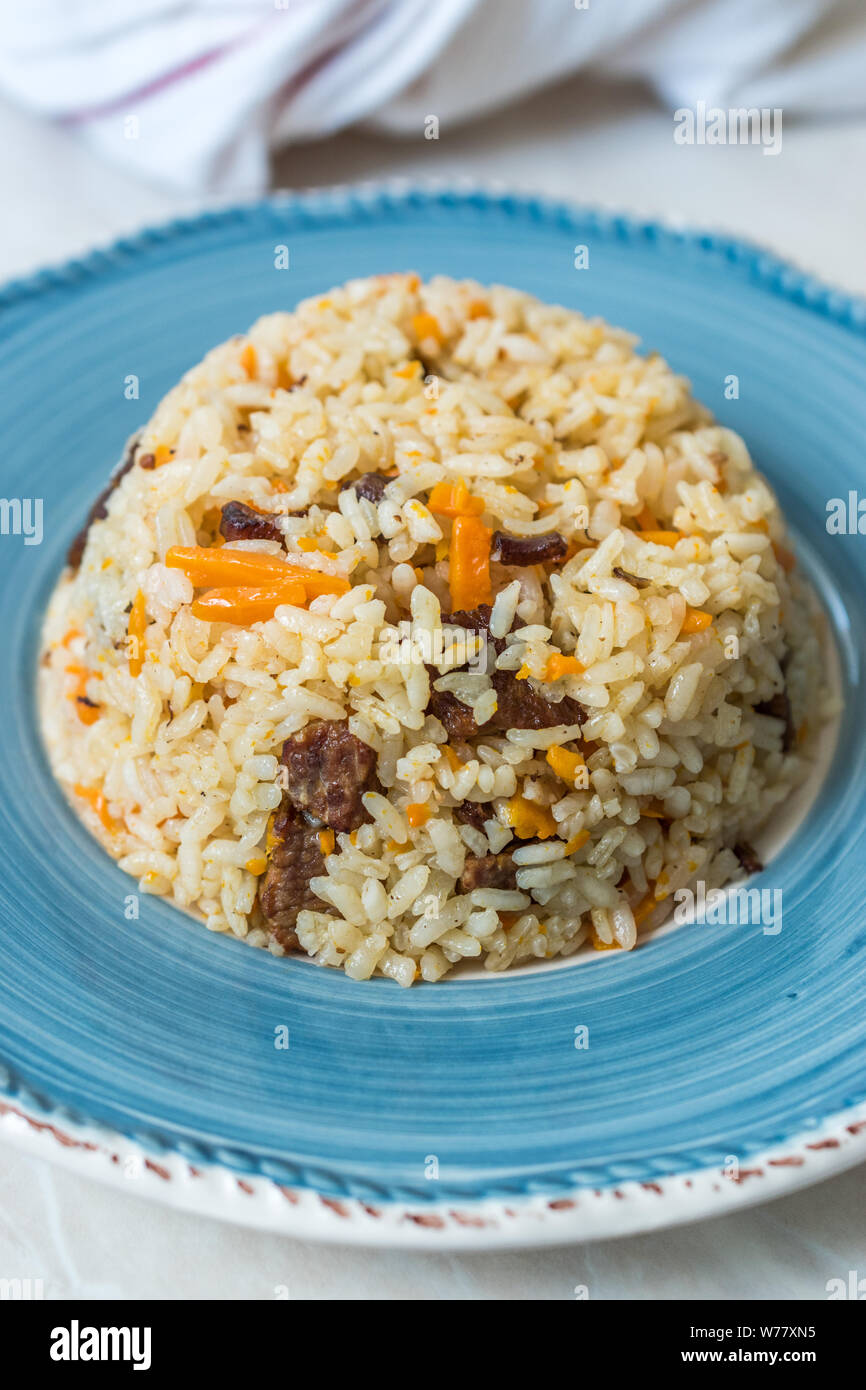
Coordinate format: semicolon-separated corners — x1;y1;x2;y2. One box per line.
2;77;864;1299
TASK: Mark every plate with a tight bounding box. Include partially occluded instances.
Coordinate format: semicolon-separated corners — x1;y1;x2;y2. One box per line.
1;185;865;1248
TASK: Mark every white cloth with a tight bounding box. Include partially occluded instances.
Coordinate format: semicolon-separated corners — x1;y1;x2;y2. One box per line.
0;0;864;192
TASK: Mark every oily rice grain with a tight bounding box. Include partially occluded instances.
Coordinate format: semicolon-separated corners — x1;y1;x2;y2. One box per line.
39;273;834;983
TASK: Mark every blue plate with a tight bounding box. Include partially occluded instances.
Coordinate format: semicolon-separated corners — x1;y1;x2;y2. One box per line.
1;188;864;1205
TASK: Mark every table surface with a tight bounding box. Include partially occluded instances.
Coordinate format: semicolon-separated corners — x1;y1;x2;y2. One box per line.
1;76;864;1300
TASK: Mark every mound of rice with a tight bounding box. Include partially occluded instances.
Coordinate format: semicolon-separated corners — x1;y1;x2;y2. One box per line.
40;272;831;985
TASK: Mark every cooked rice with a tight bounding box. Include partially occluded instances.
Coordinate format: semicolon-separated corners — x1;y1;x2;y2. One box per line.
39;272;833;984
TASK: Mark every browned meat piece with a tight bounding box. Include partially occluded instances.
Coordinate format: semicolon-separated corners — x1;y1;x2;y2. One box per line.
754;690;794;751
443;604;504;663
733;841;763;875
258;807;326;948
427;605;586;734
219;500;284;544
431;671;583;735
491;530;567;566
453;799;490;831
613;566;649;589
340;472;390;503
490;669;585;731
460;851;517;893
67;433;141;569
279;719;377;832
427;689;480;740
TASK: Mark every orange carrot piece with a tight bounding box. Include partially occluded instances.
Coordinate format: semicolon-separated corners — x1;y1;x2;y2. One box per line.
318;830;335;856
564;829;590;854
590;927;621;951
393;361;421;380
546;745;585;785
128;590;147;677
74;784;117;835
190;582;307;624
639;530;681;548
240;342;257;378
411;311;443;343
449;514;492;610
153;444;173;467
75;700;101;725
681;607;713;634
165;546;349;595
545;653;585;680
502;796;556;840
466;299;491;319
427;480;485;518
634;893;659;926
635;505;659;531
406;803;432;828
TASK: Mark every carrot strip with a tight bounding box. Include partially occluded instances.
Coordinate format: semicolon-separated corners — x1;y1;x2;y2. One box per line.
128;590;147;677
681;607;713;634
502;795;556;840
406;803;431;828
639;530;681;548
427;481;485;518
191;583;307;624
411;312;443;343
449;514;492;610
318;830;335;856
545;745;585;786
590;927;620;951
240;342;257;378
634;893;659;926
73;784;117;835
165;546;350;595
544;653;585;680
76;700;101;725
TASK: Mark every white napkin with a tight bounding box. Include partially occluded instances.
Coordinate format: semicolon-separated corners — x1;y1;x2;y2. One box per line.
0;0;863;192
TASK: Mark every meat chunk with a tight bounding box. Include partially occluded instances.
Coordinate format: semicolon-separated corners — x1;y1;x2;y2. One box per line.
453;799;490;832
279;719;377;832
491;668;586;731
431;671;584;736
491;530;567;566
427;604;585;735
67;433;141;569
733;841;763;875
340;472;390;504
460;851;517;893
219;500;284;545
443;604;505;663
258;807;326;949
427;690;480;740
754;690;794;751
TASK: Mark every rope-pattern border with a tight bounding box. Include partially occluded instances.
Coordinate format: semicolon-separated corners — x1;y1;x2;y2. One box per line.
2;183;865;1202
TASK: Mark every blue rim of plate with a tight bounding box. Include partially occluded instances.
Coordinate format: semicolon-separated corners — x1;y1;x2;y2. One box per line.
0;184;865;1205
